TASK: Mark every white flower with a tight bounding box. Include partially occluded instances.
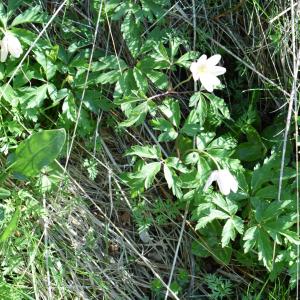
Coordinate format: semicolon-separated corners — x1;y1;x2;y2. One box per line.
190;54;226;92
0;31;23;62
204;169;238;196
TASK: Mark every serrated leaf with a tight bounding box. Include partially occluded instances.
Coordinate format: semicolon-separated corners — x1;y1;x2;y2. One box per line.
232;215;244;234
20;84;48;109
212;195;238;215
153;43;170;64
91;55;127;72
163;164;173;189
126;145;161;159
34;50;57;80
196;132;216;150
146;70;168;89
10;6;47;27
7;0;23;17
133;67;148;93
251;151;280;192
196;209;229;230
0;3;7;27
165;157;189;173
151;118;178;142
62;92;77;122
137;162;161;189
120;101;149;127
176;51;199;67
204;93;230;120
121;13;142;58
0;84;19;107
243;226;258;253
257;229;273;271
221;218;236;247
159;99;181;128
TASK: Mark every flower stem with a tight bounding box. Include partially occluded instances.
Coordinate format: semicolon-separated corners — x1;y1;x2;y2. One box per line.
173;75;192;90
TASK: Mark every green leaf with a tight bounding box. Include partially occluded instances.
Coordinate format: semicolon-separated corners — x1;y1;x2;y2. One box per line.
80;90;113;113
232;216;244;234
120;101;149;127
189;92;207;125
126;145;161;159
215;244;232;265
115;69;138;98
7;0;24;17
260;200;292;221
0;188;11;199
90;70;121;85
0;84;19;107
196;132;215;150
10;6;47;27
165;157;189;173
257;228;273;271
146;70;168;89
212;195;238;215
251;151;280;192
196;209;229;230
91;55;127;72
34;51;57;80
0;3;7;27
0;198;21;242
163;164;174;189
121;13;142;58
279;230;300;244
153;43;170;64
62;92;77;122
204;93;230;120
20;84;48;109
133;67;148;93
184;152;200;165
208;135;237;151
134;162;161;189
140;0;167;20
151;118;178;142
9;129;66;178
235;141;265;162
159;99;181;128
221;218;236;247
243;226;258;253
254;185;277;199
176;51;199;68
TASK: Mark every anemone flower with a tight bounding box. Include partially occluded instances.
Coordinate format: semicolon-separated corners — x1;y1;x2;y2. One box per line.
190;54;226;92
0;31;23;62
204;169;238;196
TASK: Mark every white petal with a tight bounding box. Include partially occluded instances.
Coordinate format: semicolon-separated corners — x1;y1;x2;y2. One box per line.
190;61;201;81
7;34;22;58
229;173;238;193
206;54;221;66
211;66;226;76
216;174;231;195
199;73;220;92
197;54;207;64
0;39;8;62
204;170;218;191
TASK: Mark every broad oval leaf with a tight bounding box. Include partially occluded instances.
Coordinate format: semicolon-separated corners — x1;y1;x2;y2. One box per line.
9;129;66;178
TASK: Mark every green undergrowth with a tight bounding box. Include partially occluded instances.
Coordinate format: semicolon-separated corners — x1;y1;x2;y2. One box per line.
0;0;298;299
